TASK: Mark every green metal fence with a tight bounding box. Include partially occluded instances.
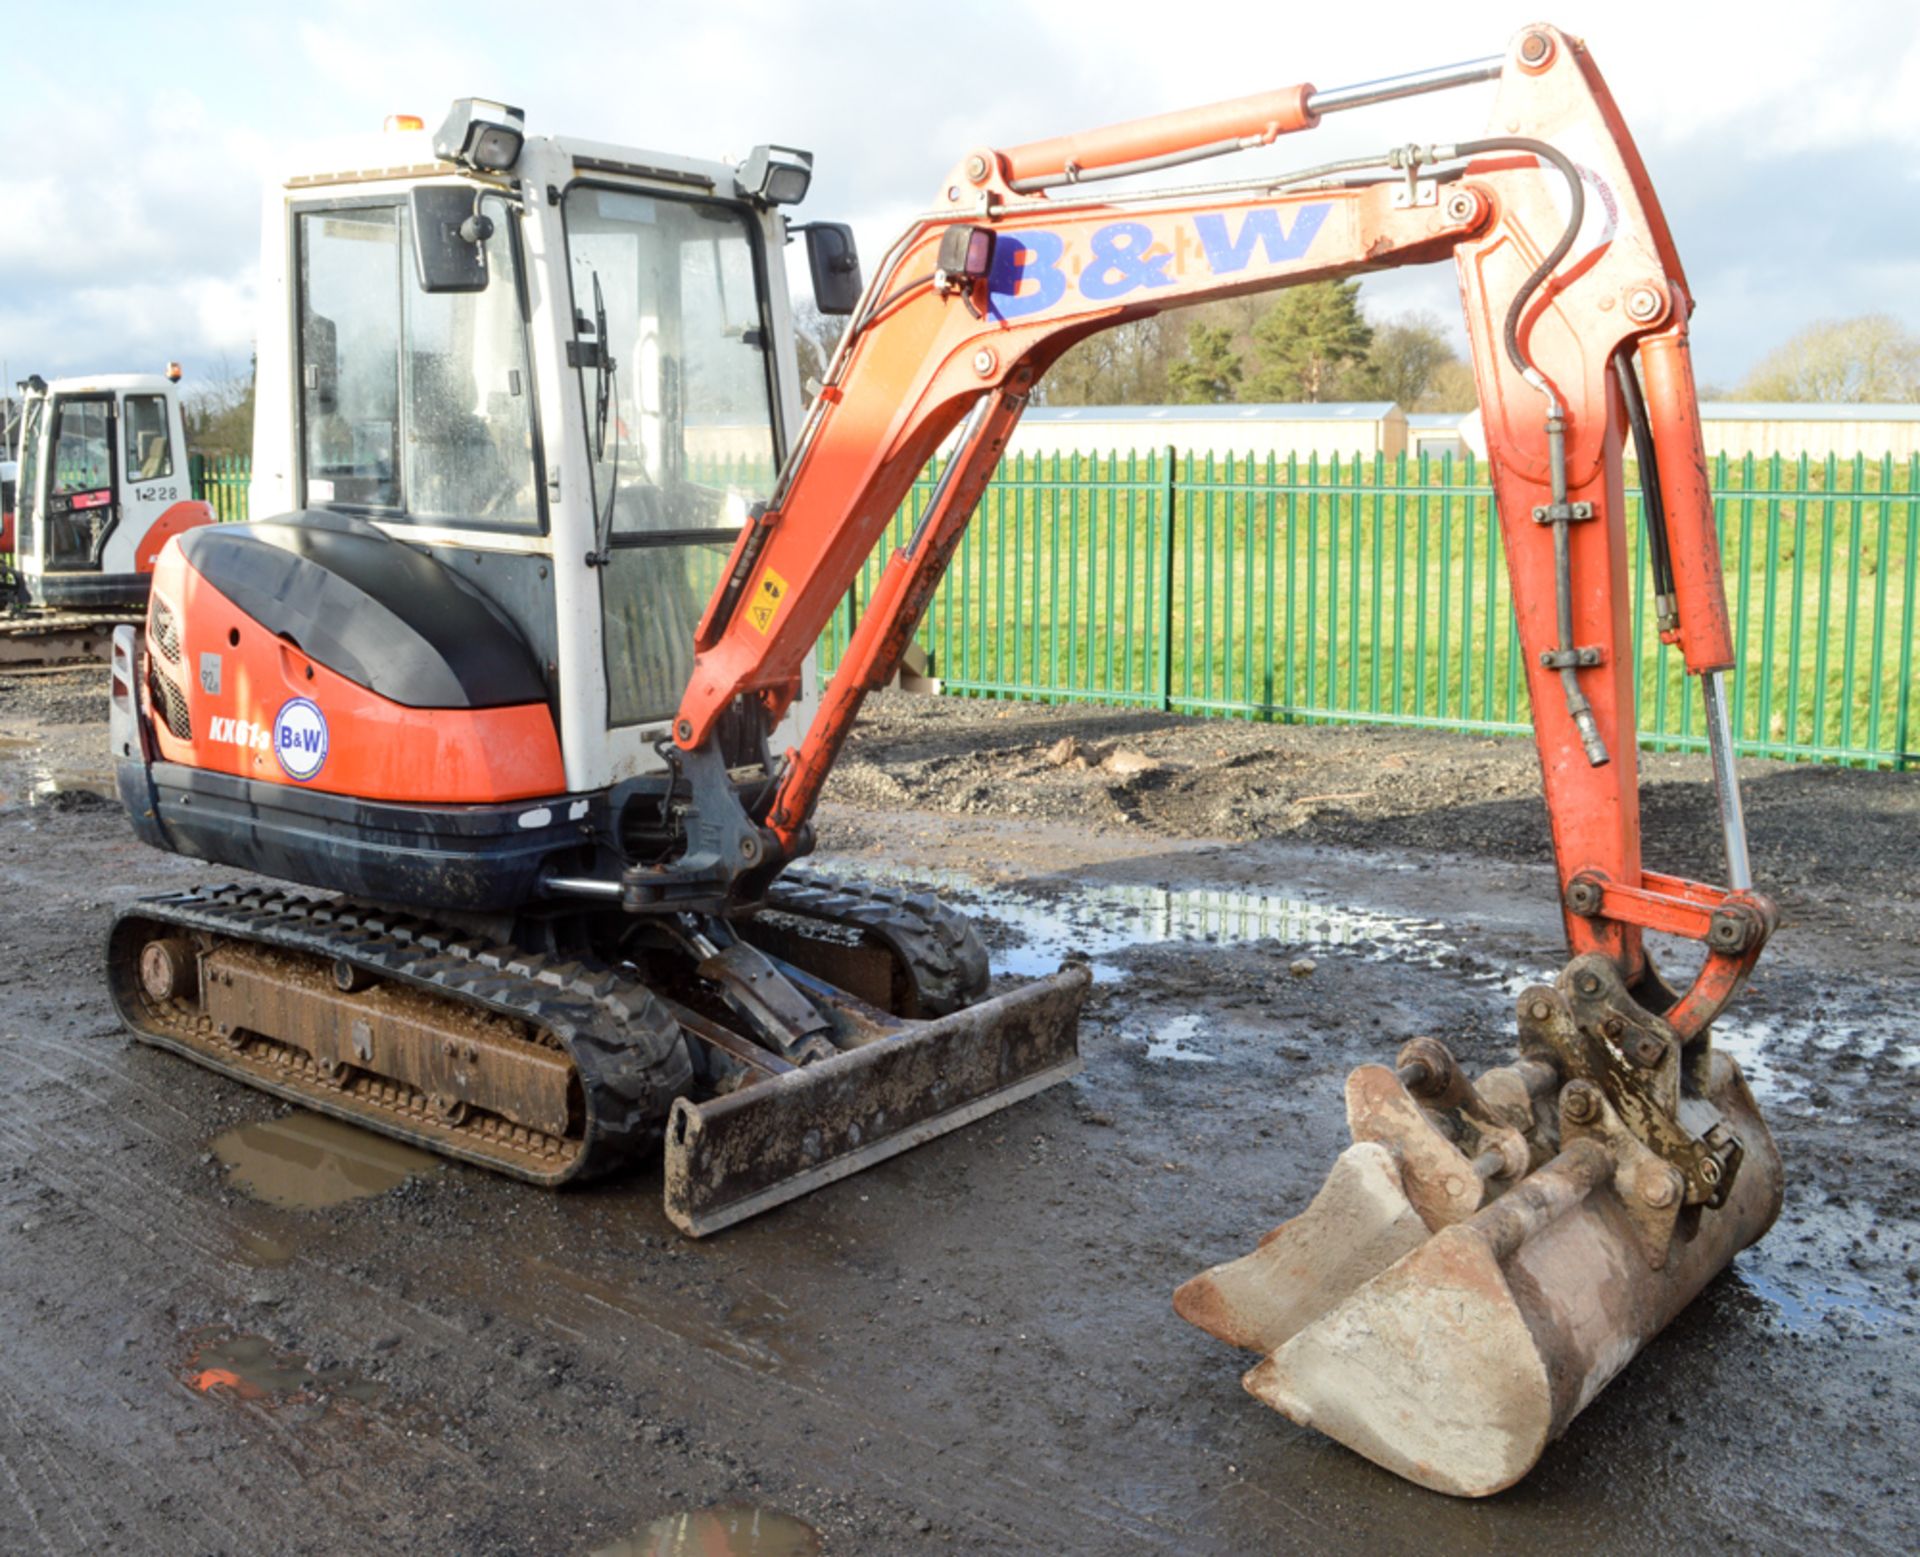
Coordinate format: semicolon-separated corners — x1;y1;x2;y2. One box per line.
818;450;1920;770
189;454;251;522
184;448;1919;769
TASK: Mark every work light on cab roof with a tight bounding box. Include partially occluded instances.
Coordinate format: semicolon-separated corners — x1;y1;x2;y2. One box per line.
737;144;813;205
434;98;525;172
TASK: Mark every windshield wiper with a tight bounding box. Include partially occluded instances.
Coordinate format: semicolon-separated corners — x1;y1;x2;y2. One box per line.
585;268;620;567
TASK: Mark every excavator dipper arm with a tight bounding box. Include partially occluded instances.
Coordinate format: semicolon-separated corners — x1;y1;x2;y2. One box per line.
674;22;1770;1043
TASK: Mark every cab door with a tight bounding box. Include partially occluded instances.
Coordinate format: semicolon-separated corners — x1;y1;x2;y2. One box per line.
41;395;118;572
109;391;188;572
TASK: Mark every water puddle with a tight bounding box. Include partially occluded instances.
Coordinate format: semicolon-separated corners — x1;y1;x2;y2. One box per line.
821;859;1463;984
0;731;116;810
211;1112;441;1209
184;1331;384;1406
817;860;1908;1107
1142;1012;1219;1064
233;1228;294;1268
1734;1261;1904;1334
590;1506;822;1557
1713;1011;1920;1109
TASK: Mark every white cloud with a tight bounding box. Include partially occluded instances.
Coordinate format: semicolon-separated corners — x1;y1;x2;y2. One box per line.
1;0;1915;387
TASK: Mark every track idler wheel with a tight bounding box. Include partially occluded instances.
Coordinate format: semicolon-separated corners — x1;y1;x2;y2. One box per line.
139;938;198;1003
1175;989;1783;1497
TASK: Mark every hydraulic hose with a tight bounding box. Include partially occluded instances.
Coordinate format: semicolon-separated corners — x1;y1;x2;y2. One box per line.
1616;351;1678;631
1453;135;1609;766
1451;137;1584;407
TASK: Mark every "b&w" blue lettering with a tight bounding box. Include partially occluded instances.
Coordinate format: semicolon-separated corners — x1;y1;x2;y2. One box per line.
273;697;329;783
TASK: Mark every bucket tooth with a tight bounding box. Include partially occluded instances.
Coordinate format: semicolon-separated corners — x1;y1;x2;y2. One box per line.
1344;1063;1484;1227
1173;1141;1430;1354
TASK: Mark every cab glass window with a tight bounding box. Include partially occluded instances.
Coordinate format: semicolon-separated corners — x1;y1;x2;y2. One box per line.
124;395;174;480
52;400;112;496
562;187;781;727
297;196;538;528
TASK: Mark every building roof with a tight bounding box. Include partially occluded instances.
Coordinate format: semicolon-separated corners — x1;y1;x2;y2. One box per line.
1697;401;1920;422
1022;402;1401;423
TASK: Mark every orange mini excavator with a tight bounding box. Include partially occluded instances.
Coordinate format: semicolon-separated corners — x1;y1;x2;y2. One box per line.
111;25;1780;1491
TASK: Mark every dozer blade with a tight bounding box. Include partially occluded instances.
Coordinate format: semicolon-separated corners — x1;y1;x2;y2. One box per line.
664;964;1089;1236
1177;1028;1782;1497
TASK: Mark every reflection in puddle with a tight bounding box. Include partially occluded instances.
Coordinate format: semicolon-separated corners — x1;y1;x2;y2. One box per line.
1714;1011;1919;1108
591;1506;822;1557
211;1112;440;1209
823;860;1460;984
1735;1261;1902;1334
0;731;116;810
821;862;1916;1108
185;1331;383;1405
1143;1012;1218;1064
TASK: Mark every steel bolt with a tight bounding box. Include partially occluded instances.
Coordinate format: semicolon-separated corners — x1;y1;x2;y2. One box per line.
675;719;693;742
1519;31;1552;64
1626;285;1664;323
1575;970;1603;998
1640;1168;1678;1209
965;154;990;183
1444;189;1478;223
1700;1158;1722;1185
1562;1083;1600;1126
1709;908;1752;952
1601;1015;1625;1039
1527;997;1554;1023
1565;878;1604;917
1630;1033;1665;1067
973;348;998;377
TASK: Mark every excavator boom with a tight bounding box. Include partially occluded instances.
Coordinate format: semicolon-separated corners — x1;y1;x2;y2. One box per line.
662;21;1781;1493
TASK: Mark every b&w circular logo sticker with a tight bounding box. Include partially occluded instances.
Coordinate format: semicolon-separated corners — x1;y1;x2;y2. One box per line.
273;697;329;782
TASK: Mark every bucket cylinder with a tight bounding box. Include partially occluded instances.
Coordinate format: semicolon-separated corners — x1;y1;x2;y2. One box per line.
1176;1039;1781;1497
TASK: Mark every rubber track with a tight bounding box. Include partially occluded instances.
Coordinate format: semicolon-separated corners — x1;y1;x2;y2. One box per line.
108;885;693;1185
766;869;990;1016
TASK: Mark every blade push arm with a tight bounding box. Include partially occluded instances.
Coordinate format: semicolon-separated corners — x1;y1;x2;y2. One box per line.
670;23;1769;1034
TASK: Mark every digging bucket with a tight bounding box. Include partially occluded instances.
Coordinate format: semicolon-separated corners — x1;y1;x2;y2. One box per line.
1177;1042;1782;1497
664;964;1089;1235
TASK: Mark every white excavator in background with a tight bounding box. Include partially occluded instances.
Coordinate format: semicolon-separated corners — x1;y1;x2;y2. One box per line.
2;367;214;663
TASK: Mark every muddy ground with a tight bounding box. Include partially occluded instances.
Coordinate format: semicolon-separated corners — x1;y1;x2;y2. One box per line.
0;670;1914;1555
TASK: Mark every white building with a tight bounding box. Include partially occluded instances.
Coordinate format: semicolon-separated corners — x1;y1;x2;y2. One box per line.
1007;402;1408;462
1695;403;1920;462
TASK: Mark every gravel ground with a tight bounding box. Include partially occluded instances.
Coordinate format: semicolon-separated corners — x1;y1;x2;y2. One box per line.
0;671;1914;1556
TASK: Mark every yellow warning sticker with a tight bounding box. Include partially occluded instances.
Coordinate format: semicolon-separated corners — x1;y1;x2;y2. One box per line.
746;566;789;635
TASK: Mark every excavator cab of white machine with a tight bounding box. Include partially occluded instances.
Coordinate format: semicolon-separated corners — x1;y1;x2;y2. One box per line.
9;369;211;611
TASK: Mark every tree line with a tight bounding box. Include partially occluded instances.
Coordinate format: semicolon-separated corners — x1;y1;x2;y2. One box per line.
798;287;1920;415
23;289;1903;472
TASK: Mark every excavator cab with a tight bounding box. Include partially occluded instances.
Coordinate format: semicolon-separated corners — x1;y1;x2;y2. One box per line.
10;371;211;609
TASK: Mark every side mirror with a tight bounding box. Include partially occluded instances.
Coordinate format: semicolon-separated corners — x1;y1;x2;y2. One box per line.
410;186;490;294
803;223;863;316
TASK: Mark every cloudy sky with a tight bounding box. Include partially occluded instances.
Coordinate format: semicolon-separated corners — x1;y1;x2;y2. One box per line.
5;0;1917;395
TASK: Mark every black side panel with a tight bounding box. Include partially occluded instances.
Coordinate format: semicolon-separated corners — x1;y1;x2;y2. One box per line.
176;511;545;710
125;757;600;913
27;571;149;611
